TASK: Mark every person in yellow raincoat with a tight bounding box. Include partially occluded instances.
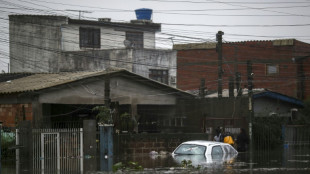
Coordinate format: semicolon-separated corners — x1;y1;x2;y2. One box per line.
223;132;235;146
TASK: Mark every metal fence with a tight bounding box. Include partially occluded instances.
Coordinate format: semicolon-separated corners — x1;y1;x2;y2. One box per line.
16;128;84;174
283;125;310;146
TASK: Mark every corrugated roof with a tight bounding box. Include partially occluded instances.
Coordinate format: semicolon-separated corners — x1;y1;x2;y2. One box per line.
0;69;120;94
272;39;294;46
173;39;298;50
0;68;194;97
201;88;303;107
203;88;265;98
173;42;217;50
253;91;304;107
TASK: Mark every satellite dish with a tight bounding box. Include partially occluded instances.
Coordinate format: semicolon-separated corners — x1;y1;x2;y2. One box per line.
123;40;132;48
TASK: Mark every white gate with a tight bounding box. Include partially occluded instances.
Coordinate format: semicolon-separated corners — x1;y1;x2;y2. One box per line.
18;128;84;174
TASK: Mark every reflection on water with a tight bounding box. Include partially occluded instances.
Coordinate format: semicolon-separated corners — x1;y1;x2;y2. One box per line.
1;145;310;173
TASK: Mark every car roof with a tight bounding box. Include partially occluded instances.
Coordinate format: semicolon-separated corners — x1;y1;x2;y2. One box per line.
180;140;227;146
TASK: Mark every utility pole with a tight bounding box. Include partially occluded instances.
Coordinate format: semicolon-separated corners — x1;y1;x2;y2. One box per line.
199;78;206;98
104;75;111;110
247;60;254;173
216;31;224;98
247;60;253;151
235;72;242;97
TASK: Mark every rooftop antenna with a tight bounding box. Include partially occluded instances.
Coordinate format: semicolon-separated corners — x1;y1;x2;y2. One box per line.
66;10;92;19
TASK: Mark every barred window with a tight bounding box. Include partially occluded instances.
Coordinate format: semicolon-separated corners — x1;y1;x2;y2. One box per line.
126;31;143;49
79;27;100;48
149;69;168;84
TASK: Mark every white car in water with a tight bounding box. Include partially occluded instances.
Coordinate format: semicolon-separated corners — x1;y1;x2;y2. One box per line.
172;140;238;166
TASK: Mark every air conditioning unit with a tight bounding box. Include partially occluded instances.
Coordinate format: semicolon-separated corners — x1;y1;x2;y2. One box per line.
98;18;111;22
291;108;298;120
170;76;176;84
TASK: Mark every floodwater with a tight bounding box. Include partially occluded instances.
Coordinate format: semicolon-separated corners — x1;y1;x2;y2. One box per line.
1;145;310;174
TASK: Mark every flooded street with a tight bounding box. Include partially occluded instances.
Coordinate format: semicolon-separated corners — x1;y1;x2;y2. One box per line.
3;145;309;174
114;145;310;174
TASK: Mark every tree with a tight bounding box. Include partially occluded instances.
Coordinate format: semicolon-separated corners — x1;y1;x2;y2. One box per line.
92;106;113;125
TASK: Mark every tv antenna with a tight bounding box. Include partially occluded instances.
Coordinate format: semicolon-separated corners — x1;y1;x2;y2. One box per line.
66;10;92;19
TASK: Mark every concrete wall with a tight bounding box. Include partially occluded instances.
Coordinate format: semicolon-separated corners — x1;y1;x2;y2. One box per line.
9;15;158;73
133;49;177;87
9;15;68;73
59;49;177;87
59;49;133;72
38;76;177;105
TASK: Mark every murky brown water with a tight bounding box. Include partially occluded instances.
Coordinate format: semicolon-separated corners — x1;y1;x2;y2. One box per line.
2;145;310;173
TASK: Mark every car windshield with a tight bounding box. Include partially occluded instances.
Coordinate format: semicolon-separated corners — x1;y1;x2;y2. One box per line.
174;144;206;155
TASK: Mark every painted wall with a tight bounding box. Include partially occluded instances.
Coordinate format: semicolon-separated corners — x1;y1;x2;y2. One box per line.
254;98;296;117
61;24;156;51
143;31;156;49
61;24;125;50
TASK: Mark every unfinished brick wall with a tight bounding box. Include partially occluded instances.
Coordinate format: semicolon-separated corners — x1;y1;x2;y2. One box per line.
176;40;310;99
0;104;32;127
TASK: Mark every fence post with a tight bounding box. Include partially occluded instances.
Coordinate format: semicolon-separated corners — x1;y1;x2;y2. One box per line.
0;121;2;174
282;125;288;149
16;129;20;174
19;121;33;173
99;124;113;172
83;120;97;171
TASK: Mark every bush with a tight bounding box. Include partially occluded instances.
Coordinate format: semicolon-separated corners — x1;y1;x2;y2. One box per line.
253;116;286;149
1;131;16;159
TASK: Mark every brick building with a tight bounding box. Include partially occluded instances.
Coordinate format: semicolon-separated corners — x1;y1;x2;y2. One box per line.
174;39;310;100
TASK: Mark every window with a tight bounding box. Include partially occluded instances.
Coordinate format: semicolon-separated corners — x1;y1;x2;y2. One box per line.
149;69;168;84
174;144;206;155
79;27;100;48
126;31;143;49
266;64;278;75
211;146;223;155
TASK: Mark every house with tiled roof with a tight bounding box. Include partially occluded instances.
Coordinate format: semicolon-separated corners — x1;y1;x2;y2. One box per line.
0;68;194;132
174;39;310;100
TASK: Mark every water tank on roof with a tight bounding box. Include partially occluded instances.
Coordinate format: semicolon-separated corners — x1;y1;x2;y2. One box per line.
135;8;152;20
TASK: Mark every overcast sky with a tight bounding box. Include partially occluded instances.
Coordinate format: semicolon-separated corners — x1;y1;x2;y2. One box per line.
1;0;310;72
